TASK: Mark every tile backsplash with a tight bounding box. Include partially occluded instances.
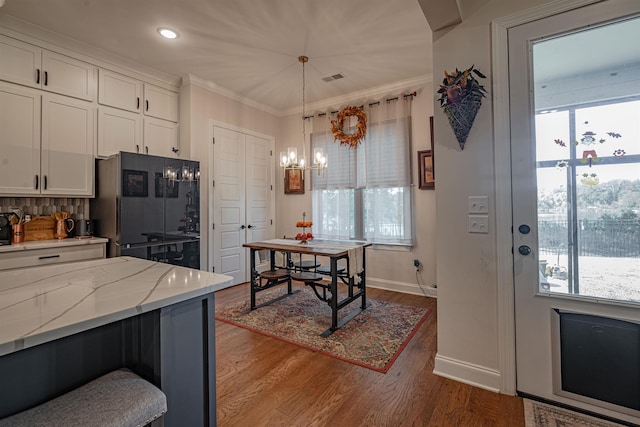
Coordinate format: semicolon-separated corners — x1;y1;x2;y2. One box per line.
0;197;90;219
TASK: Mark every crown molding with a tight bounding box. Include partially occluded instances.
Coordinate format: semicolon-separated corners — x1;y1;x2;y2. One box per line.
183;73;433;118
281;74;433;117
0;13;181;89
181;74;282;117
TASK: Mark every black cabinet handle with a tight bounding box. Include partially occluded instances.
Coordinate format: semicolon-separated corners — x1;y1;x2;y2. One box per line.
38;255;60;260
146;100;149;111
34;175;39;190
136;144;140;153
145;146;148;154
36;69;40;84
44;175;47;190
137;97;140;109
44;71;48;86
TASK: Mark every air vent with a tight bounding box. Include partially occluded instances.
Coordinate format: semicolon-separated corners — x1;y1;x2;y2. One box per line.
322;73;345;82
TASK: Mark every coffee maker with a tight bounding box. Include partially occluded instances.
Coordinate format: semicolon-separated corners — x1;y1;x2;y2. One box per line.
0;213;14;245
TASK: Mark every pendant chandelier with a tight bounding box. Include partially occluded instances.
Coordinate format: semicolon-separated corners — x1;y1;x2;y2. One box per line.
280;55;328;177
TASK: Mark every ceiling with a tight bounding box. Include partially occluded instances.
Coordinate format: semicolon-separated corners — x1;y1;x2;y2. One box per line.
0;0;433;115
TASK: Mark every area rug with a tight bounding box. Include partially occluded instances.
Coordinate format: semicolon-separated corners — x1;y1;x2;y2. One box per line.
524;399;628;427
215;288;431;373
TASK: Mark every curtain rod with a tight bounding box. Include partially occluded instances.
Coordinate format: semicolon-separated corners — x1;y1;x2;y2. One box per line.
310;91;417;119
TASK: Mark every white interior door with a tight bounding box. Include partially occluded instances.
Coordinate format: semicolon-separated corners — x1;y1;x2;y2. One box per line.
213;127;246;284
245;134;272;244
509;1;640;422
211;126;273;285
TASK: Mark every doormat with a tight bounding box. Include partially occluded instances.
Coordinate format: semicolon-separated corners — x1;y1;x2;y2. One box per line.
215;288;431;373
524;399;629;427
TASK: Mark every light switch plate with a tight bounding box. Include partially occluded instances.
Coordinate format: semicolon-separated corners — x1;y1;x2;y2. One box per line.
468;215;489;233
468;196;489;214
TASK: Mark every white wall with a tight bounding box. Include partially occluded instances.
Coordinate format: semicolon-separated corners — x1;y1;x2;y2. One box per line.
275;82;437;296
181;82;282;270
431;0;554;391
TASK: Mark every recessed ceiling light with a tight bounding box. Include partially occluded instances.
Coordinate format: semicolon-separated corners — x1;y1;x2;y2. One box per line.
157;28;179;39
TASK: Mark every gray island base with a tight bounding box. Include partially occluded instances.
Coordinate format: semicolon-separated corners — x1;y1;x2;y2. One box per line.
0;257;233;426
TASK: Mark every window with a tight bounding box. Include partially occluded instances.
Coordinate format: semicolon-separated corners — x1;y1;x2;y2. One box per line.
311;98;413;245
535;98;640;302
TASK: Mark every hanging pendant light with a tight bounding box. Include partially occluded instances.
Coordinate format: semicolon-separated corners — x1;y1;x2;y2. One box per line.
280;56;328;177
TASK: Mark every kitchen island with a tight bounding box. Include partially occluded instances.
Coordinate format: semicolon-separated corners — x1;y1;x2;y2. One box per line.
0;256;233;426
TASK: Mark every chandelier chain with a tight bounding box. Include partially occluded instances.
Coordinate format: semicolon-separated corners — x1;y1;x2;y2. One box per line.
301;56;306;144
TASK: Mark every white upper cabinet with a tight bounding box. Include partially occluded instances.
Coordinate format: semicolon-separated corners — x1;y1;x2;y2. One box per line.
98;69;142;113
143;117;178;157
143;84;178;122
0;83;41;196
41;93;95;196
98;68;178;122
0;34;41;90
0;34;96;101
0;82;94;197
97;106;143;158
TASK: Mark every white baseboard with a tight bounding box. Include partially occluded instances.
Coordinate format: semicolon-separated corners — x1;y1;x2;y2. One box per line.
433;354;501;393
367;276;437;298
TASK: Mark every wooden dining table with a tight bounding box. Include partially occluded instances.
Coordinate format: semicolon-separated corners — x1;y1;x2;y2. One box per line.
242;238;371;337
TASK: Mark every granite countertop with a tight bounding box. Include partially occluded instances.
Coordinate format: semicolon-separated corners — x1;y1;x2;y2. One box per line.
0;237;109;253
0;256;233;356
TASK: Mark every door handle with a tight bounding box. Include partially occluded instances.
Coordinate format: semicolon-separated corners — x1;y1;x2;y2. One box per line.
247;225;255;229
240;225;246;229
518;245;531;256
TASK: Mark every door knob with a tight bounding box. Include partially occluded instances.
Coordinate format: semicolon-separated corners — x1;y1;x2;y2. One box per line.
518;245;531;256
247;225;255;229
240;225;246;229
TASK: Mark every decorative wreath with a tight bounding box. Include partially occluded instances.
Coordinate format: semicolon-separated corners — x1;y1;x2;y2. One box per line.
330;106;367;148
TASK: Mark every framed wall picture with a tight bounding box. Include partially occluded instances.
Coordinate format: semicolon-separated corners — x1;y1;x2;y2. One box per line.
418;150;435;189
284;169;304;194
418;116;436;190
122;169;148;197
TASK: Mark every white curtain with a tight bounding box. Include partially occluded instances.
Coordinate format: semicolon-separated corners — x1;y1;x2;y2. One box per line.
311;97;413;244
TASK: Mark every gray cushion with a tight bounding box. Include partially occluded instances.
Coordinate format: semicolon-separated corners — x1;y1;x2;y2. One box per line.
0;369;166;427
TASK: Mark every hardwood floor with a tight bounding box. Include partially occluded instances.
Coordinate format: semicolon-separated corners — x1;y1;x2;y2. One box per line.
215;283;525;426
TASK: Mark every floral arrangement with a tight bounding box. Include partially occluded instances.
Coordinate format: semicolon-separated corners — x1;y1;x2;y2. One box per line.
330;105;367;148
437;65;486;150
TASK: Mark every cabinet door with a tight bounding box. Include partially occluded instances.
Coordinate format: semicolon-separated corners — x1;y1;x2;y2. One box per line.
98;69;142;113
41;93;95;196
0;35;41;90
0;82;41;196
42;51;96;101
144;117;177;157
144;84;178;122
97;106;143;157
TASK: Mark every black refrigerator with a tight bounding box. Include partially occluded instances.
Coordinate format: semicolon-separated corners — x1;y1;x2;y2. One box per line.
92;152;200;269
